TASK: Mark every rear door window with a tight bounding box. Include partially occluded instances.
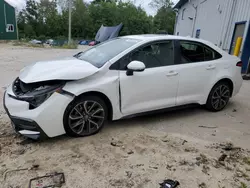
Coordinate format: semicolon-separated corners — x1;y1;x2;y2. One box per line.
179;41;222;64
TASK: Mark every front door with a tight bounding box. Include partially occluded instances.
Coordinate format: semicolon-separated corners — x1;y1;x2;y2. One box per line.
230;22;246;55
119;41;179;115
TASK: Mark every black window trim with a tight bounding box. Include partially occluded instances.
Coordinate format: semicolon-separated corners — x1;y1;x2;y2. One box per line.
176;39;222;64
109;40;179;70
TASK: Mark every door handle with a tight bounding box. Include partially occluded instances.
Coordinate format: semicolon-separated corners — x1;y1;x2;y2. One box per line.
206;65;216;70
166;71;178;76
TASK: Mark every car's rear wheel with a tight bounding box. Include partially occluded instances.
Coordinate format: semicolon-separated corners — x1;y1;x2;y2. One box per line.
206;82;231;112
63;96;107;137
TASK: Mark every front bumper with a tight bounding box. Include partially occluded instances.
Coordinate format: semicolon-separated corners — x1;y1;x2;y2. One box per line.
3;86;74;139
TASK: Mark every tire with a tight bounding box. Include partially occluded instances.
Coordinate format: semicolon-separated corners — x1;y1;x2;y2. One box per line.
63;95;108;137
206;82;231;112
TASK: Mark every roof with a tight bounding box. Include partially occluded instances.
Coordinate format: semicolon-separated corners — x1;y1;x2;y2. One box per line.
121;34;227;55
122;34;200;41
173;0;188;9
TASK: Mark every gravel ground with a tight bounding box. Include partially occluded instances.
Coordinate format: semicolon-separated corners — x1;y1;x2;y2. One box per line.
0;43;250;188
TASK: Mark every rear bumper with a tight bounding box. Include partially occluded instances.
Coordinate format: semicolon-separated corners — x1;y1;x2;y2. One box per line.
232;74;243;97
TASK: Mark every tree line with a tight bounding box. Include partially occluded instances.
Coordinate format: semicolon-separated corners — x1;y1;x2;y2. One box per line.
17;0;176;40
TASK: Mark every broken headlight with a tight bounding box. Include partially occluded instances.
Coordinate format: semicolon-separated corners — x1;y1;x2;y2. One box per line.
13;78;65;109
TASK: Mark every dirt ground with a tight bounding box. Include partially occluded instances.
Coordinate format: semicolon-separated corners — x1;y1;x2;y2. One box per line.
0;43;250;188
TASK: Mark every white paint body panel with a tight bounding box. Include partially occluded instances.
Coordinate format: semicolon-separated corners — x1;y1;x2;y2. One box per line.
120;66;179;115
4;35;243;138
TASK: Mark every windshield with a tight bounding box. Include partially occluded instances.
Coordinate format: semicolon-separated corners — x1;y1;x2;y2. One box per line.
75;38;141;68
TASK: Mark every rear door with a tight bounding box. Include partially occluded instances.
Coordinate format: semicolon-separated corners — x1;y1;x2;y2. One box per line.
175;40;222;105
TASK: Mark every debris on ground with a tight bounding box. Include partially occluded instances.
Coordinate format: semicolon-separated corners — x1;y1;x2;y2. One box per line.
159;179;180;188
125;171;132;178
233;109;237;112
166;164;173;170
202;165;210;175
110;140;123;147
184;147;198;153
29;172;65;188
222;142;234;151
149;166;158;169
161;136;169;142
127;150;134;155
3;164;39;181
198;182;207;188
196;154;209;165
179;159;189;166
218;154;227;161
182;140;188;145
199;125;217;129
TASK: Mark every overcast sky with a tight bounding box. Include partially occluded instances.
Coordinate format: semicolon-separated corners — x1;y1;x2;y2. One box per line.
6;0;178;15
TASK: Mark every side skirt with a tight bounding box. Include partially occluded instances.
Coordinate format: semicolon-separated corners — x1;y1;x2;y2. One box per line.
120;103;200;120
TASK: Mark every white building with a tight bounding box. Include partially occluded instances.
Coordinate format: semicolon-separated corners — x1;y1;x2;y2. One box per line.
174;0;250;73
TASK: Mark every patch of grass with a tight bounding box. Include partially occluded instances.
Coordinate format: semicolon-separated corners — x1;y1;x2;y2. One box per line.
239;182;247;188
12;41;25;46
12;40;78;49
60;43;78;49
12;41;44;48
27;43;44;48
243;157;250;165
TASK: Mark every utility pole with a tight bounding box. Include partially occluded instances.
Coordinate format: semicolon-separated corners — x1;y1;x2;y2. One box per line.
68;0;72;44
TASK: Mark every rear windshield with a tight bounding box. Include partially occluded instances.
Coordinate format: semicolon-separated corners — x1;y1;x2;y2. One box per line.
76;38;141;68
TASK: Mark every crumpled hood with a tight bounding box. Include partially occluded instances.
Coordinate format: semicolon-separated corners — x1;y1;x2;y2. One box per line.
19;58;99;83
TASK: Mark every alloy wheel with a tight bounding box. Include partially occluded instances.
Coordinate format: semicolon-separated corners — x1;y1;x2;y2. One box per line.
68;101;105;135
211;85;230;110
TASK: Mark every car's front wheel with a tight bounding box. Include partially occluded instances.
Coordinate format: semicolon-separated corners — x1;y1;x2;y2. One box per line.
206;82;231;112
63;96;107;137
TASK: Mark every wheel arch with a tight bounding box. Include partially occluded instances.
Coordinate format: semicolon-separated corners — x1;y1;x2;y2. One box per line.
213;78;234;96
206;77;234;104
77;91;113;121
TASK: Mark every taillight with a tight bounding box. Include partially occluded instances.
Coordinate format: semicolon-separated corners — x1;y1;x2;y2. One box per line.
236;61;243;67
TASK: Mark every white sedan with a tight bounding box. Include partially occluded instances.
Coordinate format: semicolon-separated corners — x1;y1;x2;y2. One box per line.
3;35;243;139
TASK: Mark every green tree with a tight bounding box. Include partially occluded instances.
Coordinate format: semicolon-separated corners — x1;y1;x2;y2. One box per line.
25;0;39;36
151;0;176;34
38;0;60;37
24;24;36;38
72;0;93;38
16;0;176;40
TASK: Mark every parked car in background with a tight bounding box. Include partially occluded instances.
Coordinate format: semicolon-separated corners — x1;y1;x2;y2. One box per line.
4;35;243;139
45;39;54;45
29;39;42;45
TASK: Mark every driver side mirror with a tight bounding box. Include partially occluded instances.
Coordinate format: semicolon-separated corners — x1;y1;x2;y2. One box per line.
126;61;146;76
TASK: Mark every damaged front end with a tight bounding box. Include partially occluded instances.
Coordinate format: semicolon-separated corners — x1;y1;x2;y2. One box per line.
12;78;66;109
